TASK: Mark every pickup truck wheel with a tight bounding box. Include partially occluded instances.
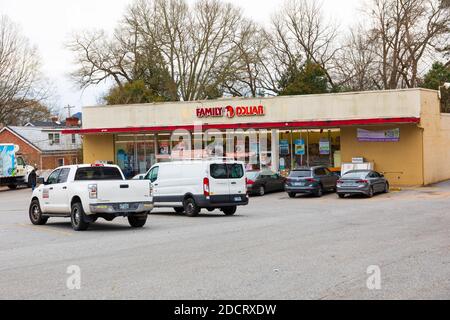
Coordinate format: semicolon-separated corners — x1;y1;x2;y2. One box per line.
71;202;90;231
222;206;237;216
174;207;184;214
29;199;48;225
184;198;200;217
128;215;147;228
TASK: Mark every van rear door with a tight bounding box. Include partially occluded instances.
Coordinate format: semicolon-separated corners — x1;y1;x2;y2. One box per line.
209;163;230;201
209;162;246;203
227;163;246;198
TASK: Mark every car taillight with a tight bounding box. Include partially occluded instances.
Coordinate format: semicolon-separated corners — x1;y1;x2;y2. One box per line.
356;180;369;184
246;178;255;185
88;184;97;199
337;180;343;184
203;177;210;198
306;178;317;183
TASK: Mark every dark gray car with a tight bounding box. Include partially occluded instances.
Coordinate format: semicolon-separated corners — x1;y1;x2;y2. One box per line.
285;166;339;198
336;170;389;198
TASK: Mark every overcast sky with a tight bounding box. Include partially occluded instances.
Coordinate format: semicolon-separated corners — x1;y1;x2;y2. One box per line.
0;0;362;115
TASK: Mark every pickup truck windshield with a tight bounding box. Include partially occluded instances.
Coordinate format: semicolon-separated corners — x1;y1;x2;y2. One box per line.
74;167;123;181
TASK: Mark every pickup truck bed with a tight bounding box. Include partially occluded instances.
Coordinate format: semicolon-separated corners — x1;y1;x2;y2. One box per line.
29;164;153;231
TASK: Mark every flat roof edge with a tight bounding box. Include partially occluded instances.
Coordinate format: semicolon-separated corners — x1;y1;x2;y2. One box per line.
82;88;437;109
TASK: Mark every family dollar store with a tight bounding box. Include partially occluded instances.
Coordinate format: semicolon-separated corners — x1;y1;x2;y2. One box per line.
63;88;450;187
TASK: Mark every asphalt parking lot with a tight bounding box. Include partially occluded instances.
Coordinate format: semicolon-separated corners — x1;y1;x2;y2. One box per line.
0;183;449;300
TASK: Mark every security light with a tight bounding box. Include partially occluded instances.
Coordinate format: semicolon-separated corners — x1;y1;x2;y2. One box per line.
438;83;450;99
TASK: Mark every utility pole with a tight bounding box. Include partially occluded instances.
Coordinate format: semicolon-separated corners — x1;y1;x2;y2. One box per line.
64;104;75;118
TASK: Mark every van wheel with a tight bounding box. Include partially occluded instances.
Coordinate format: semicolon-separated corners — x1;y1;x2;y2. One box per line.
71;202;90;231
128;215;147;228
174;207;184;214
184;198;200;217
222;206;237;216
29;199;48;225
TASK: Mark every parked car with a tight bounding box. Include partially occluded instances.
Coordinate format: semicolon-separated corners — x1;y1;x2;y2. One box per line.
144;159;248;217
246;170;286;196
285;166;339;198
29;164;154;231
337;170;389;198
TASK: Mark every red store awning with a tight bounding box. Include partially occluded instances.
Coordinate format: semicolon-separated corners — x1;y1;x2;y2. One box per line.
62;117;420;135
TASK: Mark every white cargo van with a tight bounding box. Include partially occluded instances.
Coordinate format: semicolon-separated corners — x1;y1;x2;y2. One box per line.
144;159;248;216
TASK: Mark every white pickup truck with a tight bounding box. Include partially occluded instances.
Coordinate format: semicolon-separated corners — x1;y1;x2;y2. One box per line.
29;164;153;231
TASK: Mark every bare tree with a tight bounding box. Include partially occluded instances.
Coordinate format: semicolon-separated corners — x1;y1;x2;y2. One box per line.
366;0;449;89
69;0;259;101
259;0;340;94
0;15;50;125
335;27;381;91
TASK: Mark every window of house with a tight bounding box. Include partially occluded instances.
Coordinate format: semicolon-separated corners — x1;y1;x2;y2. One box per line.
48;133;61;145
57;158;64;167
71;134;76;144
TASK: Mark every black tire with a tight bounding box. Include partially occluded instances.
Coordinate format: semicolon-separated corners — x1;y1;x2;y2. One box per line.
207;208;215;212
315;185;324;197
8;184;17;190
174;207;184;214
128;215;147;228
184;198;200;217
288;192;296;198
338;193;346;199
384;182;390;193
258;186;265;196
367;186;374;198
222;206;237;216
29;199;48;225
71;202;90;231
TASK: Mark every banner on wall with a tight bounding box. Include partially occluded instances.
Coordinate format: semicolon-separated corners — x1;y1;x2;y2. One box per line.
294;139;305;155
357;128;400;142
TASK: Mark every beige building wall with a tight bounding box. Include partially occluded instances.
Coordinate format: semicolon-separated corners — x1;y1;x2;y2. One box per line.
83;134;114;164
341;124;424;186
420;90;450;185
82;89;423;129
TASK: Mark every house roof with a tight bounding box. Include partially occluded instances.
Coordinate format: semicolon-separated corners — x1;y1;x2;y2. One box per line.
24;121;66;128
4;126;80;152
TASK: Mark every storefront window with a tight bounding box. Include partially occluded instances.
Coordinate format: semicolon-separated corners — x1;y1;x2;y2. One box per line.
113;128;340;179
156;133;171;162
305;129;340;168
115;134;156;178
115;135;136;178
